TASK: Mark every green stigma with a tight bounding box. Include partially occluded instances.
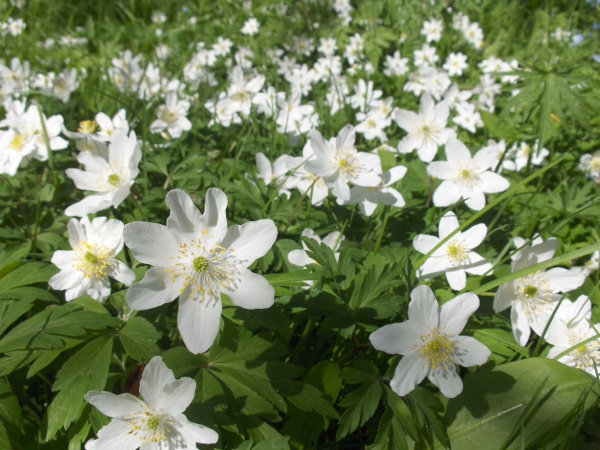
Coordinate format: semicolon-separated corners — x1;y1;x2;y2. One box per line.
84;252;99;264
193;256;209;272
523;285;538;298
147;415;160;431
107;173;121;186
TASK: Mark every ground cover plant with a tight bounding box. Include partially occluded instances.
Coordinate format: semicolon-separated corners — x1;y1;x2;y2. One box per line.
1;0;600;448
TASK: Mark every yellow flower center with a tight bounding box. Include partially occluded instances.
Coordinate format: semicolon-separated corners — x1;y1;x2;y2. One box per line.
9;134;25;151
418;328;458;371
126;407;172;444
446;239;470;265
72;241;112;279
193;256;209;272
78;120;98;134
523;285;538;299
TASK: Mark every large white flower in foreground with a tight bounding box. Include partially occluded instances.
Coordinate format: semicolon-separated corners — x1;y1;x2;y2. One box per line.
370;285;490;398
413;211;492;290
123;188;277;354
304;125;381;202
428;138;510;211
65;128;141;217
85;356;218;449
546;296;600;376
392;93;456;162
48;216;135;302
493;237;586;346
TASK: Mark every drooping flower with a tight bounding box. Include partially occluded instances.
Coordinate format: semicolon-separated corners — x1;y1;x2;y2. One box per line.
546;295;600;376
48;216;135;302
413;211;492;290
85;356;218;449
393;93;456;162
370;285;490;398
123;188;277;354
428;138;510;211
493;237;586;346
65;128;142;217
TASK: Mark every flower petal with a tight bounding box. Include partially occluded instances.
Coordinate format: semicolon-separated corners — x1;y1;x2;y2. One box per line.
370;322;420;355
84;391;145;418
389;352;428;397
429;365;463;398
159;377;196;416
223;267;274;309
174;417;219;445
453;335;492;367
409;285;439;329
139;356;176;407
220;219;277;266
123;222;179;266
440;293;479;335
177;293;223;354
126;267;182;310
84;418;141;450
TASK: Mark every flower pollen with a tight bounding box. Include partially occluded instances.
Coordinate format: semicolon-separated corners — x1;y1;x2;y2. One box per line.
446;238;470;265
126;407;172;444
78;120;98;134
418;327;458;371
9;134;25;151
72;241;112;279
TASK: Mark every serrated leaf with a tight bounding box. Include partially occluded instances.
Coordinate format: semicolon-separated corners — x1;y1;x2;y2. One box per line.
0;303;121;354
337;380;383;440
46;335;113;440
119;317;161;362
252;436;290;450
0;380;22;424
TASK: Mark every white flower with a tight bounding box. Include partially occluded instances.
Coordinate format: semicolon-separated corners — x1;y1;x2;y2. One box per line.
53;68;79;103
421;19;443;42
546;296;600;376
393;93;456;162
65;129;141;217
443;52;468;77
123;189;277;354
305;125;381;202
340;165;406;216
241;17;259;35
150;91;192;139
428;138;510;211
48;216;135;302
85;356;218;449
493;237;586;346
370;285;490;398
413;212;492;290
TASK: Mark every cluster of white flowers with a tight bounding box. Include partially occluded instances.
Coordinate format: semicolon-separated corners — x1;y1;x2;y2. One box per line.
1;17;26;37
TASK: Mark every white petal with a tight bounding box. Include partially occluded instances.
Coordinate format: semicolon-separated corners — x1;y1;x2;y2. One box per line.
453;336;491;366
464;190;486;211
546;268;586;293
166;189;204;237
445;269;467;291
397;135;419;154
139;356;176;407
479;171;510;194
109;260;136;286
493;282;515;313
158;377;196;416
370;322;420;355
126;267;182;310
511;303;531;346
49;268;82;292
84;419;140;450
461;223;487;248
427;161;453;180
463;253;493;275
174;417;219;445
438;212;459;239
123;222;179;266
65;193;114;217
197;188;229;240
220;219;277;266
429;365;463;398
177;293;222;354
445;138;472;164
66;168;104;191
432;182;461;207
413;234;439;254
389;352;428;397
84;391;145;418
409;285;439;329
393;109;419;131
288;249;313;267
336;124;356;151
223;268;274;309
440;293;480;336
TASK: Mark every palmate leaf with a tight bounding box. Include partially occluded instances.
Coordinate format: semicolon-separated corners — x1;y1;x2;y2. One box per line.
439;358;599;449
45;335;113;441
118;316;161;362
336;380;383;440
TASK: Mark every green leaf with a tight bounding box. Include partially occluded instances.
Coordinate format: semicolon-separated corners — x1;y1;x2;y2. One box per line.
46;335;113;441
0;262;57;293
336;380;383;440
440;358;599;449
118;317;161;362
252;436;290;450
0;380;22;425
0;303;121;354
